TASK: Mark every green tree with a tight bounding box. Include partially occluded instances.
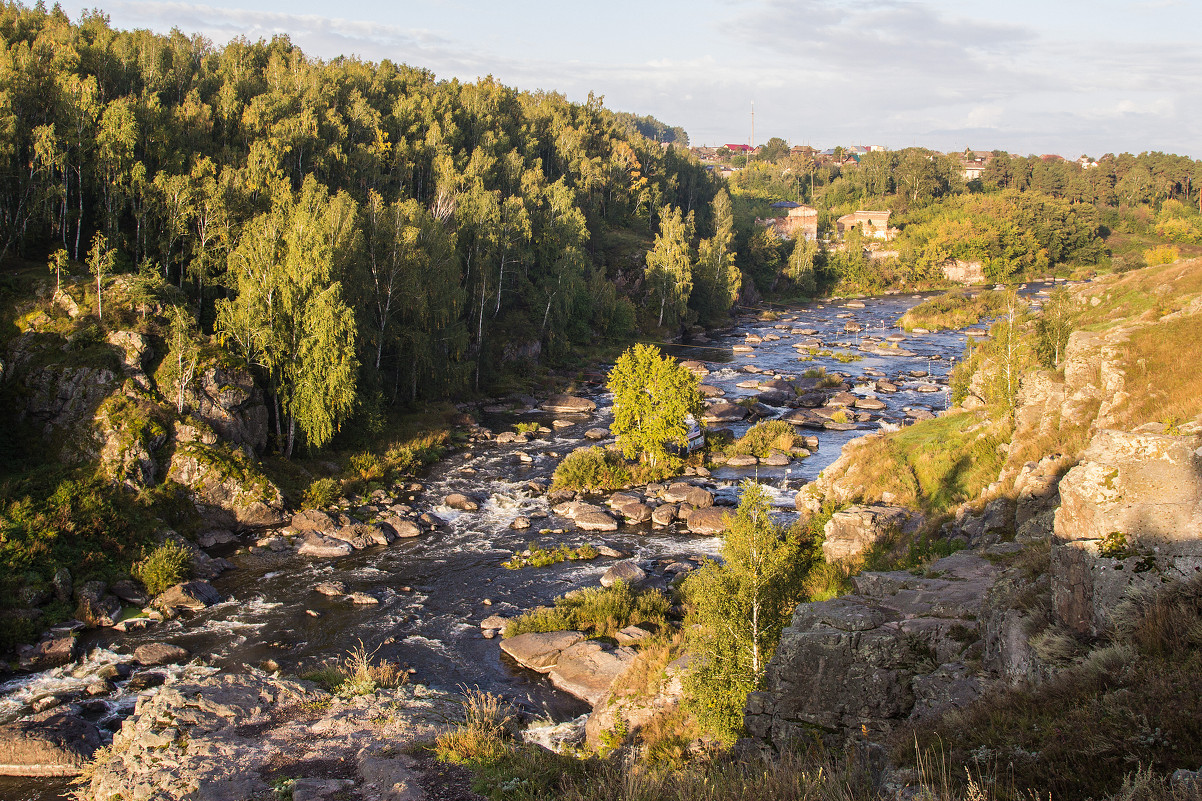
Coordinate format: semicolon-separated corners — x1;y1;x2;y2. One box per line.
216;177;360;456
48;248;69;295
785;236;818;295
86;232;114;321
645;205;694;327
165;305;200;414
691;189;739;323
607;344;701;468
1035;286;1076;367
682;481;804;743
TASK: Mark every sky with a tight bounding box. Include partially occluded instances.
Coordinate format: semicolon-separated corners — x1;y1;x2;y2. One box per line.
56;0;1202;158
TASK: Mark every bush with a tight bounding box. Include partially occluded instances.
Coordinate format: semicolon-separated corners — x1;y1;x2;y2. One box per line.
898;289;1009;332
503;582;670;640
302;640;405;698
503;542;600;569
133;540;193;596
1143;244;1180;265
728;421;803;458
302;477;340;508
552;447;632;492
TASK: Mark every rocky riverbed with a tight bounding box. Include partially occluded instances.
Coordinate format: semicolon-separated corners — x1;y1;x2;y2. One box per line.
1;290;1036;799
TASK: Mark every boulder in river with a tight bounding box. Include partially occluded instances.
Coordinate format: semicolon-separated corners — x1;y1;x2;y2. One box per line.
380;515;421;538
154;580;221;611
18;631;80;671
0;713;102;776
601;561;646;587
540;395;596;414
134;643;191;666
662;482;714;509
314;581;347;596
444;493;479;512
297;533;355;558
584;428;610;440
576;510;619;532
290;509;337;534
548;641;638;707
685;507;732;536
500;631;586;672
701;402;747;424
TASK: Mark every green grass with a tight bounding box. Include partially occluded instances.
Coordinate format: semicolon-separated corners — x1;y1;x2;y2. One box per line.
502;542;600;569
823;411;1010;519
898;289;1009;332
503;582;670;640
727;421;805;458
551;447;633;492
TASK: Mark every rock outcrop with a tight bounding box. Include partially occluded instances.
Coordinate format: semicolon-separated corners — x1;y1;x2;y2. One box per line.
821;505;913;561
0;712;103;776
79;671;463;801
500;631;636;707
1052;429;1202;637
746;551;1002;747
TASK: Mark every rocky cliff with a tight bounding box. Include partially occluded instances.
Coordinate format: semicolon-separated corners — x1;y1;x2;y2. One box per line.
751;267;1202;764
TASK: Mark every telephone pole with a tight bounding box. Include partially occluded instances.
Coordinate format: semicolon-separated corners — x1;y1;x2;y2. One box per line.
750;101;755;149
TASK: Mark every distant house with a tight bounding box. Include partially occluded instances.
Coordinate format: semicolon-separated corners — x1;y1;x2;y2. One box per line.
763;204;819;241
791;145;817;157
837;210;893;241
961;161;986;181
724;144;754;153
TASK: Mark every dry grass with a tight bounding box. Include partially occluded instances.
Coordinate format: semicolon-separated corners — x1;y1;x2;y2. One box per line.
906;575;1202;801
1076;257;1202;330
1113;313;1202;429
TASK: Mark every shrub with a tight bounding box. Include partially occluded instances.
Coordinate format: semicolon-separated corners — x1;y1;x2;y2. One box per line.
502;542;600;569
302;477;340;509
898;289;1009;332
514;422;541;435
133;540;193;596
303;640;406;698
1143;244;1180;265
552;447;632;492
503;582;670;640
728;420;802;458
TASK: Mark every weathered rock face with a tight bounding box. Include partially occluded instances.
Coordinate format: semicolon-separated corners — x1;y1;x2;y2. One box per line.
80;671;463;801
182;363;269;454
0;713;103;776
167;443;284;527
821;505;912;562
940;259;984;285
1052;430;1202;637
745;551;1001;747
540;395;596;415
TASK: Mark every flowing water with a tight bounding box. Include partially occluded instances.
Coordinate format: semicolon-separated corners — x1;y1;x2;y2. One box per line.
0;289;1038;800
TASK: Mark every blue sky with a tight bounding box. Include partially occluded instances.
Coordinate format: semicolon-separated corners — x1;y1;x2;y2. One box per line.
59;0;1202;157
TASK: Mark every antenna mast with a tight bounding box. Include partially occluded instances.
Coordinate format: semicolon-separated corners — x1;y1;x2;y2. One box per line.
751;101;755;149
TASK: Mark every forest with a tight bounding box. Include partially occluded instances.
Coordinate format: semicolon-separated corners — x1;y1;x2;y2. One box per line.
0;1;727;453
726;142;1202;295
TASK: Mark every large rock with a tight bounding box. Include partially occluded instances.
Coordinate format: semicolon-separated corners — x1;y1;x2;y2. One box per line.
500;631;586;672
601;561;646;587
576;510;619;532
134;643;191;666
0;714;102;776
297;534;355;558
701;402;748;424
540;395;596;415
18;631;80;671
183;363;269;453
79;671;464;801
380;515;421;538
821;505;913;562
167;443;284;527
153;580;222;611
291;509;337;533
1052;429;1202;637
662;482;714;509
443;493;479;512
684;506;731;536
548;641;638;707
746;551;1001;747
75;581;122;628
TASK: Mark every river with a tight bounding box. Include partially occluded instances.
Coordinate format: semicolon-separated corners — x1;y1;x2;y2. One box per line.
0;289;1025;800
